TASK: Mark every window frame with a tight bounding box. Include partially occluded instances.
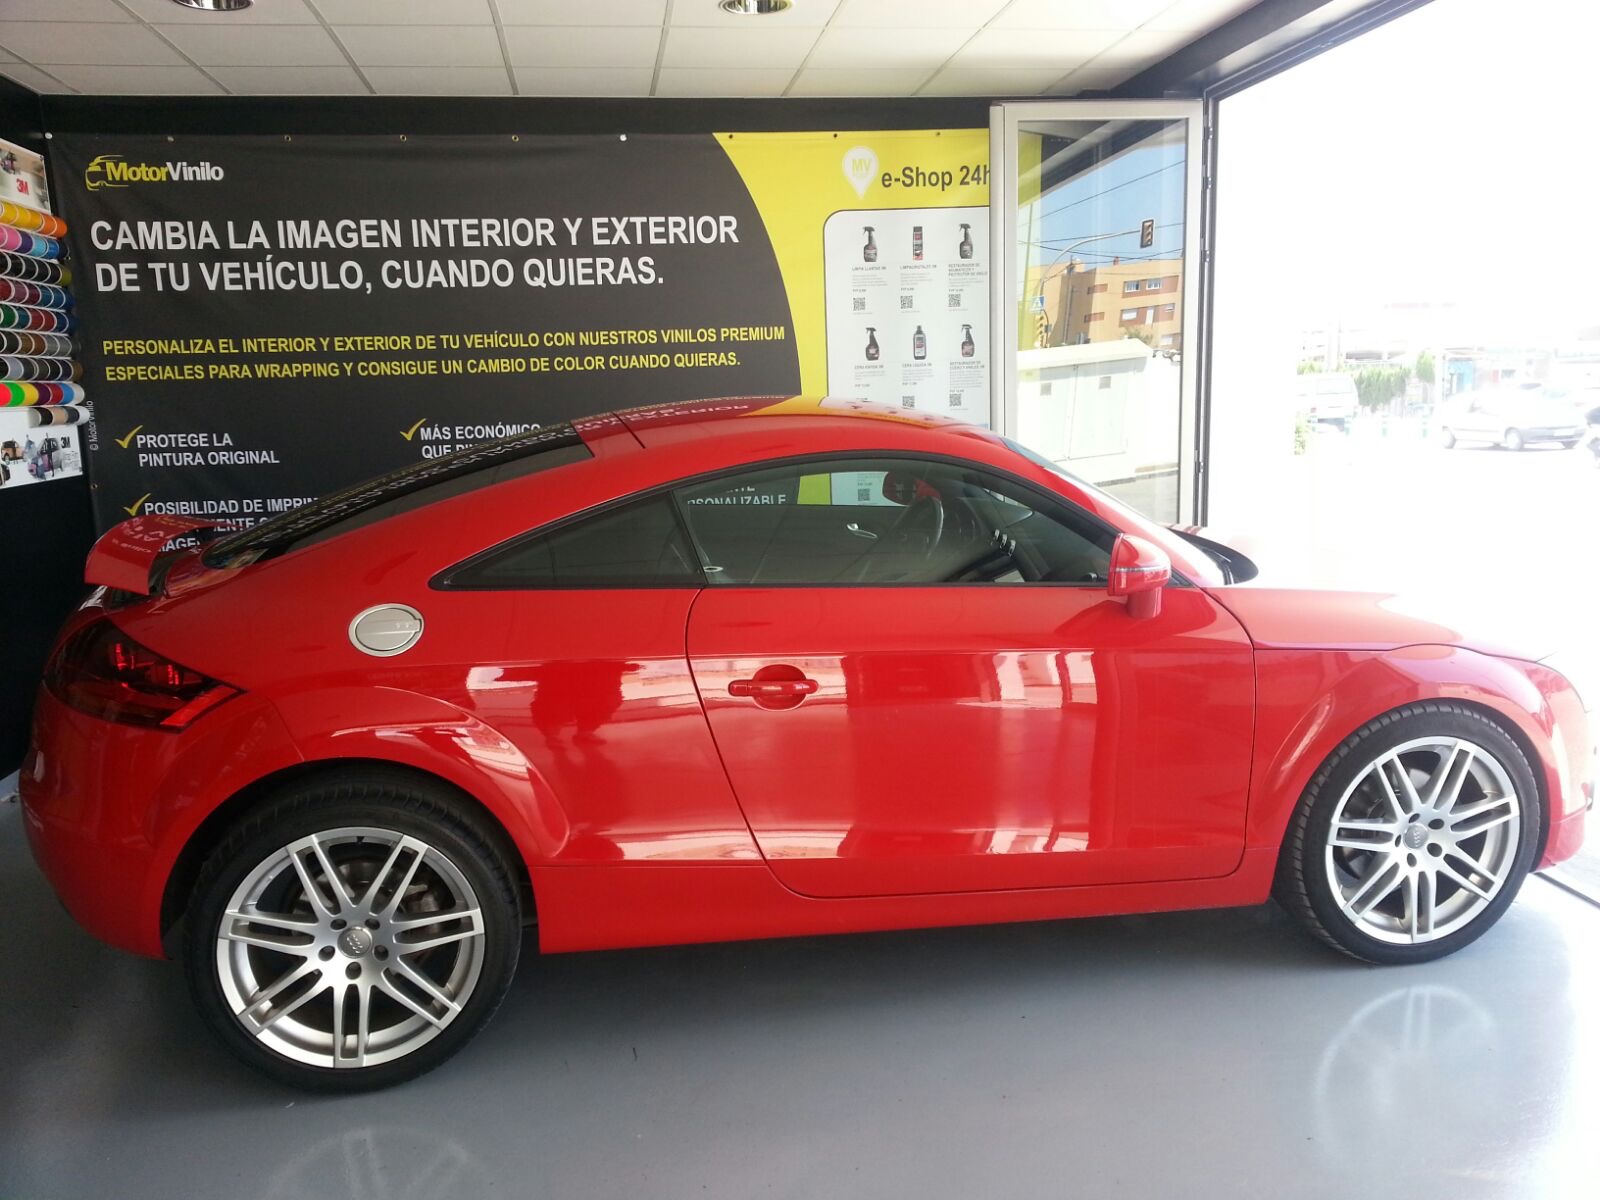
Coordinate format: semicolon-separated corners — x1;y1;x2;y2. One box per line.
432;449;1189;592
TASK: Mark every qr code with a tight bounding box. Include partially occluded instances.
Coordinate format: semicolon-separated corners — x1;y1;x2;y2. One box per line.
947;292;961;308
901;395;916;409
948;391;963;406
899;294;914;310
852;296;865;312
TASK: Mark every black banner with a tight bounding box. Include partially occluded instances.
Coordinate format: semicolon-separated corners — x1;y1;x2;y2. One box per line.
52;134;801;530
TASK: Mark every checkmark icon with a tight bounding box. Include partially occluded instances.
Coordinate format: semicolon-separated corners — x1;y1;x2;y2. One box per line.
400;417;427;442
124;492;151;517
115;424;144;449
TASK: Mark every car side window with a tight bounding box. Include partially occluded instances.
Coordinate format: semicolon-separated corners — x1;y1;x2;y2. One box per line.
673;457;1114;586
448;496;702;588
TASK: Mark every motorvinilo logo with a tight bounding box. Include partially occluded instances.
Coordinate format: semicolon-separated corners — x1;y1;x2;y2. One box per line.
84;155;225;191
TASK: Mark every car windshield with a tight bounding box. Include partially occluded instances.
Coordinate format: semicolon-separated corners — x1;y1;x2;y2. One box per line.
202;423;591;569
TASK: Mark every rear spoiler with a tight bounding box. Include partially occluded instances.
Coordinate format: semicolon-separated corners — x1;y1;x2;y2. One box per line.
84;515;229;595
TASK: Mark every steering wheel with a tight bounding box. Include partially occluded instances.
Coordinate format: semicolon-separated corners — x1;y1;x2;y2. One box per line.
893;494;945;556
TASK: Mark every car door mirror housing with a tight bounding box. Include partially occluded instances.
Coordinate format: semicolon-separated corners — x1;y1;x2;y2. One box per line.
1107;534;1171;619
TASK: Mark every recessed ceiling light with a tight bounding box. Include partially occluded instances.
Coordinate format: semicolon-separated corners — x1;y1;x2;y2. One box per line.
168;0;254;11
719;0;793;15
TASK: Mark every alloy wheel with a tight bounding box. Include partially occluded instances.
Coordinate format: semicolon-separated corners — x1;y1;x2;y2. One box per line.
214;826;487;1069
1323;737;1521;945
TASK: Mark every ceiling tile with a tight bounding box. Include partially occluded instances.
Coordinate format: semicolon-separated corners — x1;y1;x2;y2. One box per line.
117;0;319;23
1;1;130;21
512;66;653;95
309;0;493;23
918;66;1064;96
669;0;841;27
807;26;971;69
0;22;184;66
502;26;661;68
0;63;73;93
831;0;1007;27
788;67;933;96
496;0;666;24
156;23;346;67
1090;27;1194;66
654;67;793;96
364;65;511;94
991;0;1168;30
334;24;503;67
207;64;368;93
661;25;818;68
951;27;1122;70
45;64;222;94
1144;0;1259;33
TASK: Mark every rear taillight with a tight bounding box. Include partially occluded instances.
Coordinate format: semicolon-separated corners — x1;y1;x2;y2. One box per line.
45;619;238;730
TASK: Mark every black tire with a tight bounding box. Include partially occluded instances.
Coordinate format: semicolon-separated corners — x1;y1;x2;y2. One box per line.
1274;703;1541;965
1439;426;1456;449
1503;428;1525;451
1560;440;1580;449
183;769;522;1092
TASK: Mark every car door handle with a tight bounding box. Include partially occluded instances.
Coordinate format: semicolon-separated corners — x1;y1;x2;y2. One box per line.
845;522;878;541
729;677;819;698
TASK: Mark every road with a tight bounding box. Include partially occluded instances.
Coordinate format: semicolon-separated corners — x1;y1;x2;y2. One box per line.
1215;418;1600;894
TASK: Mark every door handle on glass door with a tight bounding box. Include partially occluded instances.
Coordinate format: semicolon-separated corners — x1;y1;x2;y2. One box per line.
845;522;878;540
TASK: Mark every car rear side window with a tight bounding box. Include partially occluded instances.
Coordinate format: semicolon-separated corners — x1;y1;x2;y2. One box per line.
445;496;702;589
204;424;591;568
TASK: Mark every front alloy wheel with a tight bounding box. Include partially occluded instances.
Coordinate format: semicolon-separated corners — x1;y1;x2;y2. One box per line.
185;774;521;1090
1276;704;1540;964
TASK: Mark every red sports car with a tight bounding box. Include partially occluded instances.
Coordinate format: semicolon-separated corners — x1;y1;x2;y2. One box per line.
21;396;1593;1090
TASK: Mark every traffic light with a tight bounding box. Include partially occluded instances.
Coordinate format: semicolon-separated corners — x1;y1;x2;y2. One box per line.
1139;219;1155;249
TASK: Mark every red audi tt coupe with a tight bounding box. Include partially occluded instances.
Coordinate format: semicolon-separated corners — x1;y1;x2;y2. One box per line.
21;396;1593;1090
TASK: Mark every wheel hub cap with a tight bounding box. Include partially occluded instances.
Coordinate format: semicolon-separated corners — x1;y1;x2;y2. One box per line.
338;926;374;957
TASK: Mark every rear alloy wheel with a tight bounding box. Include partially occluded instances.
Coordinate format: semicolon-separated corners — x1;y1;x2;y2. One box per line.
1503;428;1525;451
1275;704;1540;964
1438;426;1457;449
184;776;521;1090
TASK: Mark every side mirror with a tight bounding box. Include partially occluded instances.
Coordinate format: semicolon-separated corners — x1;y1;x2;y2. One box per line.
1107;534;1171;619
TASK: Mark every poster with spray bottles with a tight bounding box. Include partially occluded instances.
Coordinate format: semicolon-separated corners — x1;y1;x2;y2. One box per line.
717;129;990;426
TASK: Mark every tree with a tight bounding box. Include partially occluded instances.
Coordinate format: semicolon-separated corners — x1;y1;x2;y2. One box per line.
1415;350;1435;385
1297;359;1324;374
1353;364;1412;412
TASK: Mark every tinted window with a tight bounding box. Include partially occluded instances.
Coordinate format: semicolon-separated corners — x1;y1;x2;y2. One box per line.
205;424;590;568
675;457;1113;586
449;496;701;588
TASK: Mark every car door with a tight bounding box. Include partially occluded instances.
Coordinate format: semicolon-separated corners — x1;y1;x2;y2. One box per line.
676;455;1256;899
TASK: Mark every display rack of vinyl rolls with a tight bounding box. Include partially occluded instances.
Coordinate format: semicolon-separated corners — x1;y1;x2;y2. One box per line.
0;200;85;431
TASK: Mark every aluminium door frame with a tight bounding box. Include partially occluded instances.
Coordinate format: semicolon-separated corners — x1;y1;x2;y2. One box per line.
989;99;1206;525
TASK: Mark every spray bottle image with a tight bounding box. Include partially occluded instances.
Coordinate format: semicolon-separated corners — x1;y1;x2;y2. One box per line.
912;225;923;261
961;324;975;358
912;325;927;361
863;227;878;263
865;327;880;362
959;223;974;260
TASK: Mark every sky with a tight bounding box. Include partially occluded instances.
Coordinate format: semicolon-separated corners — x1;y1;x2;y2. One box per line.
1219;0;1600;345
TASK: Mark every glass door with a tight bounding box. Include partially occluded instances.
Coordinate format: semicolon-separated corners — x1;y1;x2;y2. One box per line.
990;101;1204;524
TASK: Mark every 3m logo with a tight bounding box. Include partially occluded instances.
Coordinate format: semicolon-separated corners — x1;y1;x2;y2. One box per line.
84;155;223;190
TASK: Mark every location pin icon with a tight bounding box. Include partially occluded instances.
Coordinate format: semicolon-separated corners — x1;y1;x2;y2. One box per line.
841;146;878;199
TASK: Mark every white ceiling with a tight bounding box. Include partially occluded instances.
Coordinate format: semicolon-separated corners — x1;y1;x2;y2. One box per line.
0;0;1261;98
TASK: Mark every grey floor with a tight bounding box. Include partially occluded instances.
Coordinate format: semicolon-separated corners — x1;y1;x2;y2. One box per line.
3;797;1598;1200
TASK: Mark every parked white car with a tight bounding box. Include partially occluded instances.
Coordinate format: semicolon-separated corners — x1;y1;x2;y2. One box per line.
1292;373;1358;430
1437;384;1587;451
